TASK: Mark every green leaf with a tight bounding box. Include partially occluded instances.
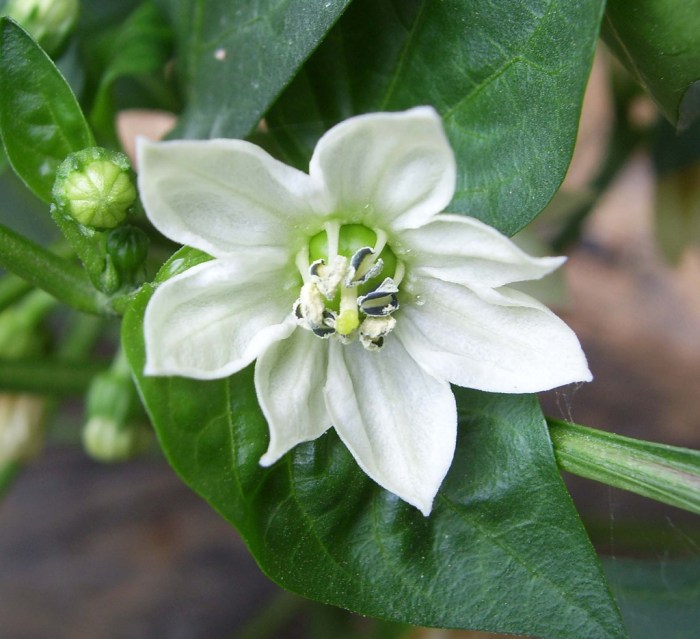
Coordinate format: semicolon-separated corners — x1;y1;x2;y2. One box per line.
0;18;94;202
268;0;605;236
88;1;174;139
603;558;700;639
603;0;700;130
161;0;352;140
122;281;625;639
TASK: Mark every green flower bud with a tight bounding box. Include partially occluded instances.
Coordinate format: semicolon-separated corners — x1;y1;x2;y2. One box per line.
105;225;149;287
4;0;79;56
53;147;137;230
83;369;150;462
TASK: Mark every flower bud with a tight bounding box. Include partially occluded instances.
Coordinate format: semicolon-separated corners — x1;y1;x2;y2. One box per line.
105;225;149;287
0;394;45;466
4;0;79;56
53;147;137;230
83;368;150;462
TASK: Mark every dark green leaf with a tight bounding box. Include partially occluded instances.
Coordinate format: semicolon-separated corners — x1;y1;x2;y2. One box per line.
603;558;700;639
161;0;352;139
0;18;94;202
123;281;625;638
603;0;700;129
269;0;605;236
88;2;174;138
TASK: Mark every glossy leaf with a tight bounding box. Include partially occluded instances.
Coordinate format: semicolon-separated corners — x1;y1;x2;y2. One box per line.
0;18;94;202
89;1;173;137
268;0;605;236
122;277;625;639
161;0;352;139
603;0;700;129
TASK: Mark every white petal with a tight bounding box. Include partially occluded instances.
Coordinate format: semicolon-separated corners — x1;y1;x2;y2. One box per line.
325;339;456;516
310;107;456;231
398;214;565;288
256;329;331;466
137;138;322;257
144;256;297;379
397;277;592;393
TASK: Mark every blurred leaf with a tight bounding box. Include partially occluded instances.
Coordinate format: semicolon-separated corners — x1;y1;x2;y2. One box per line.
122;274;625;639
603;0;700;129
269;0;605;236
88;2;174;139
653;118;700;262
0;18;93;202
161;0;352;139
602;558;700;639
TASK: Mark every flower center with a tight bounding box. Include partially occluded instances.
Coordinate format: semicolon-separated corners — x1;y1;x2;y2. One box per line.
293;222;404;351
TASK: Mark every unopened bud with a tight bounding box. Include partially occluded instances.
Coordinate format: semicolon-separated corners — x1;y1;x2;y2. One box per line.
105;225;149;287
4;0;79;55
0;394;45;466
53;147;137;229
82;415;150;462
83;368;150;462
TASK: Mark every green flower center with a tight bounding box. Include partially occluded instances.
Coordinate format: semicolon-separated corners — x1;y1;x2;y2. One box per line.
294;222;404;351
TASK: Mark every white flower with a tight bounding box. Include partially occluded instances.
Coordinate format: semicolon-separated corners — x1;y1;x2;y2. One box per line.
138;107;591;515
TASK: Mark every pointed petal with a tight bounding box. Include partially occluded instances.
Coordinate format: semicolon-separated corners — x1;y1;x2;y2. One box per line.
397;277;592;393
137;138;322;257
310;108;456;231
256;329;331;466
398;214;565;288
325;339;456;516
144;256;297;379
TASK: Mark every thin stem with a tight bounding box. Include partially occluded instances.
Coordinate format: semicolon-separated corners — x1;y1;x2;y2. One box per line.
0;222;111;315
0;357;108;395
547;418;700;515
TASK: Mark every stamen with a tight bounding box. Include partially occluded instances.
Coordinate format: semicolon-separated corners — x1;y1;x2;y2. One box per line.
359;316;396;351
372;227;388;256
346;247;383;286
324;221;340;260
310;255;348;299
392;260;405;286
295;247;311;284
357;278;399;316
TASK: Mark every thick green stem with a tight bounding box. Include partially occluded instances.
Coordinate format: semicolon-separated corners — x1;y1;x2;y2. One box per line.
0;222;110;314
547;418;700;515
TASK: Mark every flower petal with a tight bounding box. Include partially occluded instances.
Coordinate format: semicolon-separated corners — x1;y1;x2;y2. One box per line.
397;277;592;393
398;214;565;288
325;339;456;516
256;329;331;466
144;256;297;379
310;107;456;231
137;138;322;257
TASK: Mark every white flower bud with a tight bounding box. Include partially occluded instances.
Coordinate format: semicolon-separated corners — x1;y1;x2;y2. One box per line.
4;0;79;55
0;394;45;466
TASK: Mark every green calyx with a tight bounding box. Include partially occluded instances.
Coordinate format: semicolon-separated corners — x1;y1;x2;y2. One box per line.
52;147;137;230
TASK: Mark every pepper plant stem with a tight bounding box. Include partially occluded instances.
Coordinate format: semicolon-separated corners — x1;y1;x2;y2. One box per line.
547;418;700;515
0;357;109;395
0;222;110;314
